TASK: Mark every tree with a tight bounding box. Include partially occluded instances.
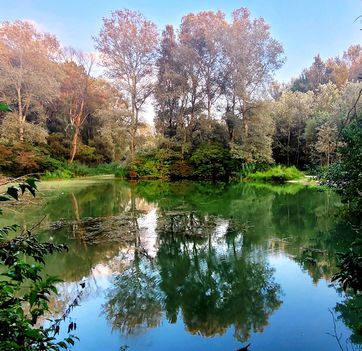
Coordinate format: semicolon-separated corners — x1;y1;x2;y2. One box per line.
272;90;314;166
343;44;362;81
59;48;96;162
154;25;187;139
305;54;329;90
314;123;338;166
95;9;158;162
327;113;362;218
222;8;284;129
0;20;60;142
325;57;349;88
237;102;274;163
179;11;227;119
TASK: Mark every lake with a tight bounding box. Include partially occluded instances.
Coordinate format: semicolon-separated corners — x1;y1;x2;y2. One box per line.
1;179;360;351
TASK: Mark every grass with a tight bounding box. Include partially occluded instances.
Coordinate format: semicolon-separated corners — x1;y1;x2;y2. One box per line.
42;162;127;180
245;165;305;182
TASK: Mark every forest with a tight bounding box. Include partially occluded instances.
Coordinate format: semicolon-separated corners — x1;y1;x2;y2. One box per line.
0;9;361;181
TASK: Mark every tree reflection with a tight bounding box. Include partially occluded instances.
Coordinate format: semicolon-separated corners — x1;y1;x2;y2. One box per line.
104;213;282;340
335;293;362;347
104;254;163;334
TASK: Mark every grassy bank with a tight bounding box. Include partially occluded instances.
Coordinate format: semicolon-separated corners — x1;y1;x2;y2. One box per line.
245;165;305;182
40;161;306;184
42;162;127;180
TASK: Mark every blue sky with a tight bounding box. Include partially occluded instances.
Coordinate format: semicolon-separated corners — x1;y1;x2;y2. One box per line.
1;0;361;82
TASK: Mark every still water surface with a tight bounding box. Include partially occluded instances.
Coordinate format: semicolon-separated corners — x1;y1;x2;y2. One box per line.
1;179;360;351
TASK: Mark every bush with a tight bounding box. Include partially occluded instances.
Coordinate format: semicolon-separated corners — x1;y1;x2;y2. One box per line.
190;143;231;180
0;178;77;350
131;147;177;178
41;161;127;180
0;143;49;176
246;165;304;182
326;115;362;219
43;168;73;180
169;160;193;179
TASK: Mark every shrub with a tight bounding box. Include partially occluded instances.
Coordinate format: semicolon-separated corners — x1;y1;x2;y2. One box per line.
131;147;177;178
43;168;73;180
246;165;304;182
0;178;77;350
190;143;231;180
169;160;193;179
326;115;362;219
41;162;126;180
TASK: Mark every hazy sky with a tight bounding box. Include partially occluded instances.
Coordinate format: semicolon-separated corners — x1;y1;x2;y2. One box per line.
1;0;361;82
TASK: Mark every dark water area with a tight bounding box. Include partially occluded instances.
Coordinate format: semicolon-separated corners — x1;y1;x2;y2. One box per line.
1;179;361;351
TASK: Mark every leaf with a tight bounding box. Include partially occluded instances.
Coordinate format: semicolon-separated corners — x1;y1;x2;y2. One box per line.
0;195;10;201
0;102;11;112
7;186;19;200
26;177;39;190
19;184;27;195
57;341;67;349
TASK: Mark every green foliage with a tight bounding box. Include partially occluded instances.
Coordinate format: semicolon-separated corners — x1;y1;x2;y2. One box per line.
169;160;193;179
332;239;362;293
42;162;126;180
0;179;76;350
246;165;304;182
326;114;362;219
131;147;177;179
114;166;127;178
190;143;231;180
0;102;11;112
43;168;73;180
335;294;362;345
0;143;70;177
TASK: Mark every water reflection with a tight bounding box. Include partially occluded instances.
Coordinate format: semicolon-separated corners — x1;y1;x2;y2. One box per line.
1;179;359;350
105;228;282;340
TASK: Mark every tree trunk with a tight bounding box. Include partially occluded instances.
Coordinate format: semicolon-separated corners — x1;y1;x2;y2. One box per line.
69;126;79;163
19;119;24;142
17;88;24;142
287;125;291;166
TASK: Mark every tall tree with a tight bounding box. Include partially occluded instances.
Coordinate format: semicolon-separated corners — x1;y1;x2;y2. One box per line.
222;8;284;136
343;44;362;81
154;25;187;139
0;20;60;142
272;90;314;166
60;48;95;162
305;54;329;90
179;11;227;119
94;9;158;162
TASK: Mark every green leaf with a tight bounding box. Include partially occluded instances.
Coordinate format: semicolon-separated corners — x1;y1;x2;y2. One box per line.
26;177;39;190
7;186;19;200
57;341;67;349
0;102;11;112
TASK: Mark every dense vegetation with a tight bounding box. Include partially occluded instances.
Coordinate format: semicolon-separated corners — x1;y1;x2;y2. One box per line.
1;11;362;180
0;178;77;350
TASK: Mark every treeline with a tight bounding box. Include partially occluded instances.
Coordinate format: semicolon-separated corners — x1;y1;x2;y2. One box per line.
0;9;362;179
